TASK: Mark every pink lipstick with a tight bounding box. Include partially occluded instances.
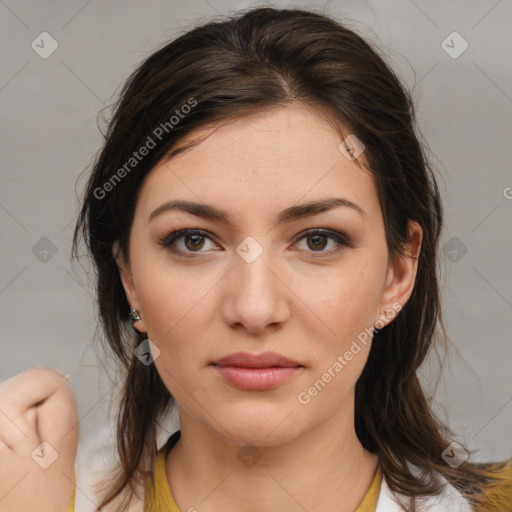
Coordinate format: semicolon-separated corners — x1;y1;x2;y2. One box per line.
210;351;303;390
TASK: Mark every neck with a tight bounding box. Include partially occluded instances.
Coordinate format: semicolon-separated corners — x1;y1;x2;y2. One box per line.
166;401;378;512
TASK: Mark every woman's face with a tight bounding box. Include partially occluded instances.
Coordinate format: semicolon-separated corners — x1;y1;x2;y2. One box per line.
114;105;420;446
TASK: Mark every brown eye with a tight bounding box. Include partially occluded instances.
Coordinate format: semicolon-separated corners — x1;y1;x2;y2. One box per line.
295;229;352;255
184;233;206;251
158;229;217;257
306;234;328;251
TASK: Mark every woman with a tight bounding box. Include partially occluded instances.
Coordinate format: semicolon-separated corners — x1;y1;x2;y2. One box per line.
1;7;510;512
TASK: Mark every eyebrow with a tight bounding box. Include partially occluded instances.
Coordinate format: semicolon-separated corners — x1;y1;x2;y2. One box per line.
148;197;367;226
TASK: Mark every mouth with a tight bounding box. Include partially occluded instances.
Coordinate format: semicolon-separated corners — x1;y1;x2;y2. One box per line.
210;352;304;390
211;351;302;368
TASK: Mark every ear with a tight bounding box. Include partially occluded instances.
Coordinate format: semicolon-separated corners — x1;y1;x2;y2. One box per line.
112;241;147;333
374;220;422;328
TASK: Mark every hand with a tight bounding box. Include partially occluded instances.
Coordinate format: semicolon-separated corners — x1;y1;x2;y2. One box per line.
0;367;79;512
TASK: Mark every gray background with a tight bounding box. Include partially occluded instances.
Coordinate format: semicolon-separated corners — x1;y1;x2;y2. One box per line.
1;0;511;465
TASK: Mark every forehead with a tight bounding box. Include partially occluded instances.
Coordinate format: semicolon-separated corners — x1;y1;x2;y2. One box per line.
136;105;379;226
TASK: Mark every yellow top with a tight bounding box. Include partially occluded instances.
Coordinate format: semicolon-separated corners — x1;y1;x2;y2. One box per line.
66;478;76;512
67;430;382;511
145;431;381;511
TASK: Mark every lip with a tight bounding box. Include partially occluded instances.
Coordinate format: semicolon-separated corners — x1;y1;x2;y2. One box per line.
211;351;302;368
210;351;303;390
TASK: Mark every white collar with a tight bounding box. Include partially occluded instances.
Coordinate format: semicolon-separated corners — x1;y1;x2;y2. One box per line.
75;423;473;512
376;474;473;512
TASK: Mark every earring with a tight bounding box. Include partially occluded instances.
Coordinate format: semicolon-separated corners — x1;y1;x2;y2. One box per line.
129;308;141;323
373;309;387;330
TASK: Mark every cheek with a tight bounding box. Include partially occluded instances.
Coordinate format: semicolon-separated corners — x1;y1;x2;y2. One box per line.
293;257;384;345
294;268;379;412
131;249;216;340
133;268;221;380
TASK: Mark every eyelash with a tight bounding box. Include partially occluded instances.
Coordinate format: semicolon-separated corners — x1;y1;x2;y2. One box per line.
157;228;352;258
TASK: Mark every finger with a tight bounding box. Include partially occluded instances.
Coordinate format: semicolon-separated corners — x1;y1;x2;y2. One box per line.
37;379;79;447
0;367;71;416
0;408;41;457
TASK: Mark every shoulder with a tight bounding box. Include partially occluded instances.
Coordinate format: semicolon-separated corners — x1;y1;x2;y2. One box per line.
376;473;473;512
73;424;148;511
73;412;179;512
74;422;143;511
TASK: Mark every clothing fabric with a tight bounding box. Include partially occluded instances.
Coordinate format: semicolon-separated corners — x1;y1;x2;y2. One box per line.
67;429;380;512
66;479;76;512
66;429;473;512
144;430;380;511
375;475;472;512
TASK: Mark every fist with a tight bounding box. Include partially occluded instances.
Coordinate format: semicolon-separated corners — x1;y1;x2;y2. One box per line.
0;367;79;512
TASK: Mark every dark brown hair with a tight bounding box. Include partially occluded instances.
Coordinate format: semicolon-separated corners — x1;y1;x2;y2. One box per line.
72;6;511;511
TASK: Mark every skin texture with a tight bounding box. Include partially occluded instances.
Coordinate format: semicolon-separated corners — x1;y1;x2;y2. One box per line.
114;104;422;512
0;368;78;512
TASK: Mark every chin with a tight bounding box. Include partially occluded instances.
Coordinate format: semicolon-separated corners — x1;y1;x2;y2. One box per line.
215;410;304;448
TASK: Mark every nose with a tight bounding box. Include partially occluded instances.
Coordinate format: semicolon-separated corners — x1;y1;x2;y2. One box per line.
219;244;290;335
